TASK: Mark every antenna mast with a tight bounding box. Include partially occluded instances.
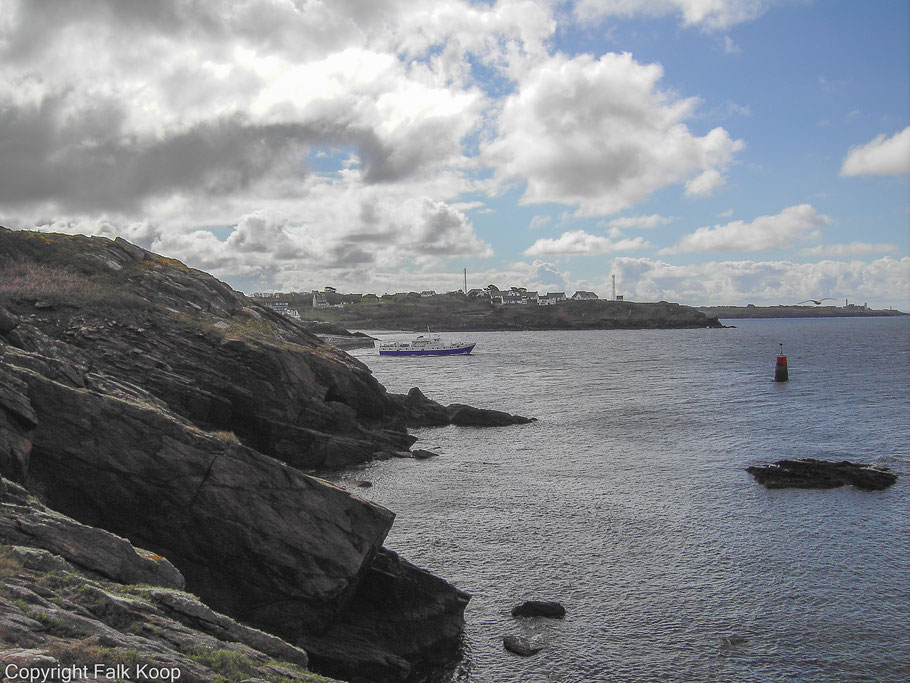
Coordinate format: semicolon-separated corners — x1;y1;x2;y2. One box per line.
612;274;616;301
464;268;467;294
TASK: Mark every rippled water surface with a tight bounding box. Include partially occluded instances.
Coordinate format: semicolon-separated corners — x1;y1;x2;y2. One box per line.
336;318;910;682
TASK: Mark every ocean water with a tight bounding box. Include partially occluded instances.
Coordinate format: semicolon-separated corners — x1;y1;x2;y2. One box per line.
336;318;910;682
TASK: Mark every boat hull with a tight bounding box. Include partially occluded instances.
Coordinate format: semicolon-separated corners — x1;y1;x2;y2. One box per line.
379;344;475;356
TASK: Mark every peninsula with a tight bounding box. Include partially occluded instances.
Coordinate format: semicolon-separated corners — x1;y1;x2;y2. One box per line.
253;290;723;331
698;304;905;319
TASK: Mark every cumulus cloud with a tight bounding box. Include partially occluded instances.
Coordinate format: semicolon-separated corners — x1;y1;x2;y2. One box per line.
607;214;676;229
662;204;831;254
524;230;648;256
840;126;910;176
606;255;910;308
799;242;898;258
0;0;558;216
485;51;744;216
574;0;773;31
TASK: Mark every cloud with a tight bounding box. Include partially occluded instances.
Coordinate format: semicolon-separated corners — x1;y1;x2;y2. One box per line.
485;51;744;216
840;126;910;176
606;255;910;308
529;215;552;230
607;214;676;229
662;204;831;254
723;35;741;53
574;0;773;31
524;230;648;256
799;242;898;258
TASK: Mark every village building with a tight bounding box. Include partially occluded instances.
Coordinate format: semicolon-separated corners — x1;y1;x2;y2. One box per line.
312;291;329;309
501;290;525;305
571;291;598;301
538;292;566;305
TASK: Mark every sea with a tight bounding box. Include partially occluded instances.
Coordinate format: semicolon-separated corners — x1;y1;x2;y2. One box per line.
331;317;910;682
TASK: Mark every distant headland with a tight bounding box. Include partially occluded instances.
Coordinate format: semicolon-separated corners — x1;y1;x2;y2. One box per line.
250;288;724;331
697;303;906;319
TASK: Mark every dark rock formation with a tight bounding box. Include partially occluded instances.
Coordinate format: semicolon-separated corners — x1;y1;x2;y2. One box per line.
413;448;439;459
746;459;897;491
0;479;183;590
510;600;566;618
299;548;470;681
0;228;491;680
502;635;542;656
0;478;328;681
0;228;415;472
395;387;534;428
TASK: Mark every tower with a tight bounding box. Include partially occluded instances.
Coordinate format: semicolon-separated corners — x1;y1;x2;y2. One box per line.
612;274;616;301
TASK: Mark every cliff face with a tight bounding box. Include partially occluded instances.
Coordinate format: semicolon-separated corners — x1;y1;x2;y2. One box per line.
0;228;472;681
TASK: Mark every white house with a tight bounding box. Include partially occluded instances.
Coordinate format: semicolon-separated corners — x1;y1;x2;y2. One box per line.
539;292;566;305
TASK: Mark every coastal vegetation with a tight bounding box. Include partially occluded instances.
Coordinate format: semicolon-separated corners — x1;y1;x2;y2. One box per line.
258;290;723;331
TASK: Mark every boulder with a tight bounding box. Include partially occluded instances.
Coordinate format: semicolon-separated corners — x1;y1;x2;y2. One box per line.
746;459;897;491
412;448;439;459
503;635;542;656
510;600;566;618
300;548;470;681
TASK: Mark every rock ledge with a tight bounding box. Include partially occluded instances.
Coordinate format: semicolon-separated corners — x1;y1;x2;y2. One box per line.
746;459;897;491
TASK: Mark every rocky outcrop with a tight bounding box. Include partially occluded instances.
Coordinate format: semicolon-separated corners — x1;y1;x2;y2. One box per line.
502;635;542;656
746;459;897;491
0;479;330;682
0;228;414;472
0;479;183;590
394;387;534;428
299;548;470;681
0;228;484;680
510;600;566;618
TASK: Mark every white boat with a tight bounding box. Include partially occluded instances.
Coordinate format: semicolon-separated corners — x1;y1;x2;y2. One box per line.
378;333;475;356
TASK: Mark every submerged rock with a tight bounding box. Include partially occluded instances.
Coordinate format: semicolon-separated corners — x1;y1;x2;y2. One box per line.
746;459;897;491
510;600;566;618
720;635;749;647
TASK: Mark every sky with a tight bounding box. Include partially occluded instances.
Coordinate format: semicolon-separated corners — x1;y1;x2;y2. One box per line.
0;0;908;308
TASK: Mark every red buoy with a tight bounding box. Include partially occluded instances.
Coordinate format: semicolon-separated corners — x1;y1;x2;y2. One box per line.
774;343;789;382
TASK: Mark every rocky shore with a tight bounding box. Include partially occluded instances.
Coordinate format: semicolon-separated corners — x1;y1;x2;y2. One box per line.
0;228;533;681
